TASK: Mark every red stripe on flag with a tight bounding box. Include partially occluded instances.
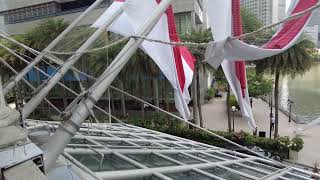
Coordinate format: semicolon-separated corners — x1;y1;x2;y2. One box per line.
264;0;317;49
156;0;186;92
179;46;196;71
232;0;246;97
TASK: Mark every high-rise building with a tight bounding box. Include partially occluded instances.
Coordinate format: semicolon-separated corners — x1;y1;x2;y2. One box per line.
308;9;320;47
240;0;285;25
0;0;205;35
278;0;287;20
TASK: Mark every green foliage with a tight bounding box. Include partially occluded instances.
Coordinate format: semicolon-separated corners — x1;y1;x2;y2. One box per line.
256;40;316;78
127;117;300;159
25;18;69;51
241;7;263;33
229;95;240;109
205;88;215;101
247;69;273;97
291;136;304;152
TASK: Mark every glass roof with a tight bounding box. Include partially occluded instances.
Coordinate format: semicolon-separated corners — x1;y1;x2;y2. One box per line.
27;121;320;180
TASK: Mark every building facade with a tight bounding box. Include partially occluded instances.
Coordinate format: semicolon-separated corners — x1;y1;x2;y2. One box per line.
0;0;205;35
240;0;286;25
278;0;286;20
308;9;320;47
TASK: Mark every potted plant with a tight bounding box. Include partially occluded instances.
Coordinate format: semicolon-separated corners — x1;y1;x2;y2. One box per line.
289;136;304;162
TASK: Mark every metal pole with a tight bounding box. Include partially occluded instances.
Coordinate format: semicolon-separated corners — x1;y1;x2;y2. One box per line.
0;0;105;95
288;99;293;123
232;111;235;132
0;57;61;114
22;8;123;120
44;0;173;171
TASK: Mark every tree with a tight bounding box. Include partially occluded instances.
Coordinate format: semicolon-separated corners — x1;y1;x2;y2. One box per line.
181;29;213;127
247;69;273;98
24;18;69;51
255;39;316;138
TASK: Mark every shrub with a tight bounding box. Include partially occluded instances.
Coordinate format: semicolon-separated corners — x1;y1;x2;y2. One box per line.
291;136;304;152
127;117;298;159
229;95;240;110
205;88;215;101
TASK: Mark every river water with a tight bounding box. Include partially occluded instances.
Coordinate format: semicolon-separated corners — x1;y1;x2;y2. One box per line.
279;63;320;123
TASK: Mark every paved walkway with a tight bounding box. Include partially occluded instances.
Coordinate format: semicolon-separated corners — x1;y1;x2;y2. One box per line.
202;94;320;167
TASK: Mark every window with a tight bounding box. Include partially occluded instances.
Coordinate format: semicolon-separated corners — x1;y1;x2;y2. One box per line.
3;2;60;24
174;12;192;35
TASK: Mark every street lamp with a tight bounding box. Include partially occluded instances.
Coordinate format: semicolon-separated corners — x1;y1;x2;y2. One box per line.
288;99;294;123
231;106;237;132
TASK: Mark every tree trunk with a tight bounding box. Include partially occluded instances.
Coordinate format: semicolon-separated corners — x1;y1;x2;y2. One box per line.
153;78;160;112
274;70;280;138
192;69;199;125
227;85;232;133
139;77;145;118
196;63;203;127
119;80;126;117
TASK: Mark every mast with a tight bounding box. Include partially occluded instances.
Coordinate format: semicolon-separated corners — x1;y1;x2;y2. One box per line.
1;0;105;95
44;0;173;171
22;7;123;120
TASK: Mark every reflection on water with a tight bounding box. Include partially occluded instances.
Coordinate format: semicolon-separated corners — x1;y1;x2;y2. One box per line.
279;63;320;123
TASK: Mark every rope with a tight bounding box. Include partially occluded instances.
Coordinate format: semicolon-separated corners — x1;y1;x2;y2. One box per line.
0;37;285;165
1;7;312;166
21;1;320;56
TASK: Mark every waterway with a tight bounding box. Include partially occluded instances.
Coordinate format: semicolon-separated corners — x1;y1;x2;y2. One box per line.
279;63;320;123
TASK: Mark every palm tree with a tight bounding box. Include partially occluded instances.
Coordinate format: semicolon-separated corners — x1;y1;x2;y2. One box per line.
255;39;316;137
181;29;213;127
24;18;69;51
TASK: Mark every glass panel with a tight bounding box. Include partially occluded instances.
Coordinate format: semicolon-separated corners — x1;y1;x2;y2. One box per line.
160;143;184;148
290;170;312;178
203;167;252;180
283;173;309;180
79;131;111;137
159;136;178;141
96;140;134;147
166;171;212;180
190;153;223;162
180;143;202;148
111;133;140;139
126;154;178;168
242;161;277;173
126;176;160;180
226;164;266;178
70;154;138;172
165;153;202;164
208;152;238;160
139;135;160;140
70;138;94;145
134;142;161;148
253;160;285;169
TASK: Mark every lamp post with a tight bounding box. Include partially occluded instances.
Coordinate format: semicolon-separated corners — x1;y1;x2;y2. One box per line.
288;99;294;123
231;106;237;132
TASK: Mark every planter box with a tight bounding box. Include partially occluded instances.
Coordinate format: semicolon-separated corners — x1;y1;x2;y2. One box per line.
289;150;299;162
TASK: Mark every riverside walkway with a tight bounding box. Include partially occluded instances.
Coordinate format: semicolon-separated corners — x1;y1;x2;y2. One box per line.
202;94;320;168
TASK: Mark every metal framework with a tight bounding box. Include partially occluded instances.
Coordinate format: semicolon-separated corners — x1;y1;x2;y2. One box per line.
1;0;320;179
26;120;319;180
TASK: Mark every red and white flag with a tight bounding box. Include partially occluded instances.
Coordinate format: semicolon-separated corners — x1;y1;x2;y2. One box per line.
92;0;195;119
206;0;318;130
